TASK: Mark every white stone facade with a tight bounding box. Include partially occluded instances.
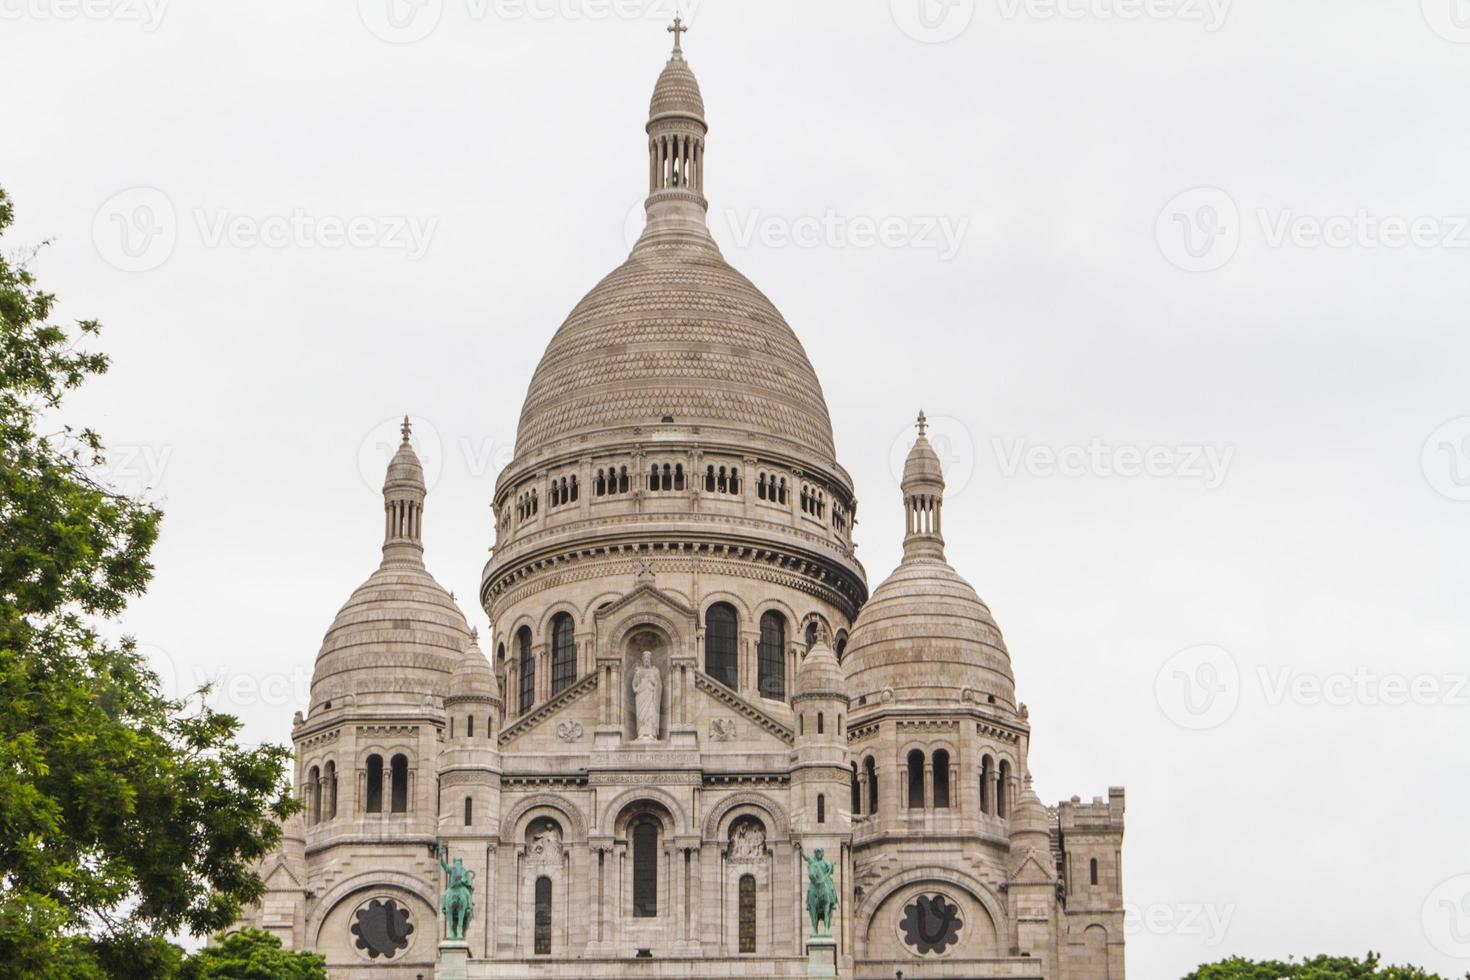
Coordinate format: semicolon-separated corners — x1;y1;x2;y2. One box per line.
242;26;1125;980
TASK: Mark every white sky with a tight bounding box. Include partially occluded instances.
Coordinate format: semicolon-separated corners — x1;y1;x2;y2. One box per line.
4;0;1469;975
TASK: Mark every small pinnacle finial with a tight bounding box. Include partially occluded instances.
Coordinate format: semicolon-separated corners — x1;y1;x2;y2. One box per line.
400;415;412;444
470;626;479;642
668;13;687;54
916;410;928;437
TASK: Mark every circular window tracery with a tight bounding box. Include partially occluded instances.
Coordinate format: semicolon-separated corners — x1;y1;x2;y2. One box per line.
899;892;963;955
350;896;414;960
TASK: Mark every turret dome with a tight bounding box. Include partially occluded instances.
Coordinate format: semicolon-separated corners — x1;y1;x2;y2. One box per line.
843;413;1017;709
309;419;470;712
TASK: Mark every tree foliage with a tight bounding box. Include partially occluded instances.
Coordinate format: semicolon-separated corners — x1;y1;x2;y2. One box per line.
178;928;326;980
0;186;299;978
1186;952;1468;980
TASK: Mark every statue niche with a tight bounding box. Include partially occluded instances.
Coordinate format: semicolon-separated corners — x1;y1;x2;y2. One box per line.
622;629;669;743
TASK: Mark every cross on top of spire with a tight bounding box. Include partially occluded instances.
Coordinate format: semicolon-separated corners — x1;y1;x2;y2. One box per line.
916;410;928;437
400;415;412;444
668;13;688;54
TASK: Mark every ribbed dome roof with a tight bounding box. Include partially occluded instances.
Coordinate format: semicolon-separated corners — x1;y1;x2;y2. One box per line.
798;628;845;697
843;555;1016;708
649;53;704;121
310;562;470;710
513;230;837;462
903;432;944;486
448;633;498;702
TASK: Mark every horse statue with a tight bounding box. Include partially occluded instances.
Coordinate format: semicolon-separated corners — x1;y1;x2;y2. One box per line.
798;843;839;936
438;843;476;941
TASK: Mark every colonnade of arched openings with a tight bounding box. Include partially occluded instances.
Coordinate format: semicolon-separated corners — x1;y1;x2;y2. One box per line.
848;751;1014;818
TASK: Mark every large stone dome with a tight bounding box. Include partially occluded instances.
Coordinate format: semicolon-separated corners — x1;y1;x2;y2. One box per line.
513;234;837;463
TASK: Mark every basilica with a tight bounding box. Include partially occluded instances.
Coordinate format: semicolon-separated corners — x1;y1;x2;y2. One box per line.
242;23;1126;980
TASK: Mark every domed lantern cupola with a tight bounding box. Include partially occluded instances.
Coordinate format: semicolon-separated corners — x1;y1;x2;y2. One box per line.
902;411;947;560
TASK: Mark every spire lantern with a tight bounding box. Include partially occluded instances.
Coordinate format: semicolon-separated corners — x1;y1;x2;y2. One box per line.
900;410;946;560
645;17;708;208
382;414;427;562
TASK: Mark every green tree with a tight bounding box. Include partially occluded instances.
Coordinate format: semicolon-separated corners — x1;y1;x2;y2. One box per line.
0;186;299;978
1185;952;1468;980
180;929;326;980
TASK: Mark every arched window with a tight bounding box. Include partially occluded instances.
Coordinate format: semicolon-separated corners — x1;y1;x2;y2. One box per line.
674;464;685;491
518;626;534;715
551;613;576;695
464;796;473;826
735;875;758;952
834;633;848;661
632;819;659;918
805;620;818;653
1090;858;1099;886
933;749;951;808
757;611;786;700
365;755;384;813
817;793;826;824
738;874;757;953
307;765;321;824
390;754;409;813
907;749;926;809
467;715;474;738
534;876;553;955
324;761;337;820
997;760;1011;818
850;762;861;815
980;755;994;814
704;603;738;689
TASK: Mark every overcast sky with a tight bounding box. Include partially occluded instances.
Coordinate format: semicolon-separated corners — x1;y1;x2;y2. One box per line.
4;0;1469;975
